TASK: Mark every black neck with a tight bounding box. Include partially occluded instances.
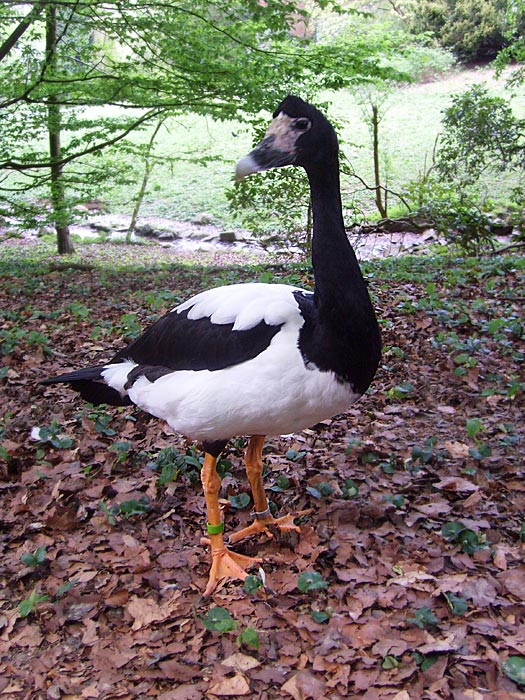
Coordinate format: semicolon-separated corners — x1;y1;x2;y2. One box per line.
301;154;381;394
307;158;369;312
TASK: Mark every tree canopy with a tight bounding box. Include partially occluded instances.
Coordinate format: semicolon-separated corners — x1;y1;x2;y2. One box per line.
1;0;404;253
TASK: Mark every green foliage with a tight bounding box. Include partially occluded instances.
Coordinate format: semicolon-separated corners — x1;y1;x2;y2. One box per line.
228;492;251;510
399;31;525;255
437;85;525;182
1;0;405;253
306;481;334;499
407;176;499;255
243;575;264;595
410;437;448;467
227;157;312;252
99;496;151;524
117;313;143;341
87;408;116;436
502;657;525;686
201;607;237;633
237;626;260;651
495;0;525;85
55;579;78;598
412;651;440;671
379;454;397;474
408;606;438;629
466;417;483;440
109;441;133;464
118;497;151;517
285;449;306;462
466;417;493;462
18;588;49;618
384;494;406;509
297;571;329;592
441;521;486;554
148;444;231;487
444;592;469;615
226;11;443;244
21;546;47;568
152;446;187;485
406;0;513;62
67;301;91;319
33;419;74;449
387;381;415;400
310;608;331;624
341;478;359;499
382;655;401;670
269;474;291;493
0;327;51;356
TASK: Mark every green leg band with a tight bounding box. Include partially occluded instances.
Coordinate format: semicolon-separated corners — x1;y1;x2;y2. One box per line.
207;521;225;535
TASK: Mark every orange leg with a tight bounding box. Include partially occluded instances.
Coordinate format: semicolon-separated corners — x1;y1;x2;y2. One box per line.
228;435;304;545
200;452;260;597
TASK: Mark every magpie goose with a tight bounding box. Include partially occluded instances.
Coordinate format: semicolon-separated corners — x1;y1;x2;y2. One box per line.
41;96;382;596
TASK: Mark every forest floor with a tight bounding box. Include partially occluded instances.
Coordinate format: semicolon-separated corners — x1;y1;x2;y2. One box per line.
1;242;524;700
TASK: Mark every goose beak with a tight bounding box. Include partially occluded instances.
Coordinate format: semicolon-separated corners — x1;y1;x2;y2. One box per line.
235;153;260;181
235;135;296;181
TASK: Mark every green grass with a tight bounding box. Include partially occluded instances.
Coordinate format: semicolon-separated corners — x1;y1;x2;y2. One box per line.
97;112;251;222
6;66;525;230
95;66;525;225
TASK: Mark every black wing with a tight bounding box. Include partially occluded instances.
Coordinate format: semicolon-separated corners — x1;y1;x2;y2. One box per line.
112;307;282;371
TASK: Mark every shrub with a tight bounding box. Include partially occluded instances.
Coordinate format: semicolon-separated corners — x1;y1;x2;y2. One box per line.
406;0;514;63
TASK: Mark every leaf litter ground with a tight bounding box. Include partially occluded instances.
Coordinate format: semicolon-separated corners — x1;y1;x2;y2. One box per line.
0;242;524;700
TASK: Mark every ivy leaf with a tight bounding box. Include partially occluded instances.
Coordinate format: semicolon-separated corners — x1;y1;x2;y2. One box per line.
18;598;37;619
297;571;328;592
384;494;405;508
466;417;483;439
502;656;525;686
310;609;331;623
382;655;401;670
55;579;78;599
285;449;306;462
408;606;438;629
442;521;468;541
201;607;237;633
270;474;291;492
243;575;263;594
21;546;47;567
228;492;251;510
457;528;484;554
342;478;359;498
445;592;469;615
118;497;151;517
412;652;440;671
237;626;260;651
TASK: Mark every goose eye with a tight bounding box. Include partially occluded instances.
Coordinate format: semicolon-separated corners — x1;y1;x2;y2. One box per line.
294;118;311;131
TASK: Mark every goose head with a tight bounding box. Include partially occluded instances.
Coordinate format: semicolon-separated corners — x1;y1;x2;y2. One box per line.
236;95;338;180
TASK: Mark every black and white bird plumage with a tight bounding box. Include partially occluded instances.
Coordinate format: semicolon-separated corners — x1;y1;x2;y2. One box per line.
42;97;381;444
42;95;381;594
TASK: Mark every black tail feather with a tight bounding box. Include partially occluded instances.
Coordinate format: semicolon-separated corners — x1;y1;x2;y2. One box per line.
40;366;131;406
41;366;106;385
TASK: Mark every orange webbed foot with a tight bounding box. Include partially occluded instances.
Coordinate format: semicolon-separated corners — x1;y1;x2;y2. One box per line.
202;544;261;598
228;510;310;545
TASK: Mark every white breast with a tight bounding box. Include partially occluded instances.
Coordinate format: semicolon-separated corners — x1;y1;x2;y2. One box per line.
102;282;359;442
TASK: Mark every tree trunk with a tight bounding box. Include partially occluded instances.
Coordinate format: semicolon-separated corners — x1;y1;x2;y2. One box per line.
372;104;387;219
46;3;74;255
0;1;46;63
127;118;165;241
